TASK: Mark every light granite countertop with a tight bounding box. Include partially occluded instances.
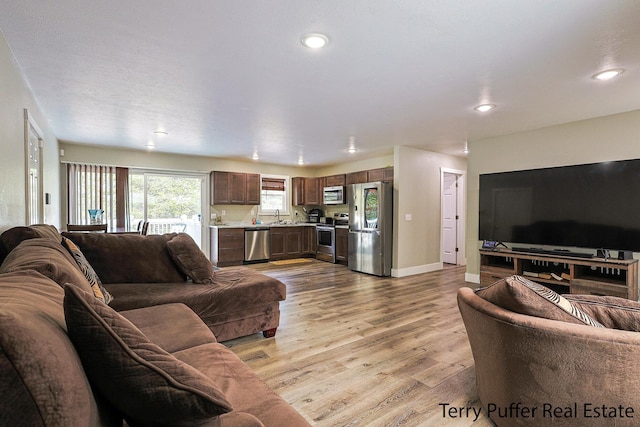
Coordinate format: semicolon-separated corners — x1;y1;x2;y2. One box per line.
209;222;317;229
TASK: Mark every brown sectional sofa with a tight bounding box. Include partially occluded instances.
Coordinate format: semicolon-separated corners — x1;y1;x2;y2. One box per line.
0;225;310;426
1;225;285;342
458;275;640;427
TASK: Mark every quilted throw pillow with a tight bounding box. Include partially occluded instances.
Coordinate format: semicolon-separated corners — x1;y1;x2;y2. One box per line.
61;236;113;304
166;233;215;284
565;294;640;331
476;275;604;327
63;285;233;426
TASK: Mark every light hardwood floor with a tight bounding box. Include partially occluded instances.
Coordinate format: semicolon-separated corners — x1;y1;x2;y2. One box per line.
225;260;495;427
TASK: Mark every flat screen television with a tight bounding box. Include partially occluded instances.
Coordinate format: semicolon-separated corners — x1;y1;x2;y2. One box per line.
479;159;640;252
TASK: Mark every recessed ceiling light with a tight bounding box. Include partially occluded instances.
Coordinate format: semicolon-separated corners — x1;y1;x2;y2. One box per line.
474;104;496;113
347;136;357;153
592;68;624;81
153;130;168;136
301;33;329;49
251;152;259;160
145;142;155;150
298;156;305;165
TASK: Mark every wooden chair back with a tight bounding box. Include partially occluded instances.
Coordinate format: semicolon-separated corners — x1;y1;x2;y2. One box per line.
66;224;108;233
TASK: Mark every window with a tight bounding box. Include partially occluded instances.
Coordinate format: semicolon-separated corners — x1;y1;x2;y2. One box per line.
259;175;289;215
67;163;129;231
129;170;206;247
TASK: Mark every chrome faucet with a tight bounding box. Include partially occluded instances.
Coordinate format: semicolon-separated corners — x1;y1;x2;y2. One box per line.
275;209;280;224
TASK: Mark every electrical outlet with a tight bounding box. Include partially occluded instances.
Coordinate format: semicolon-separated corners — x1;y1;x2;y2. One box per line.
210;213;216;220
221;210;226;216
405;213;412;221
250;209;254;216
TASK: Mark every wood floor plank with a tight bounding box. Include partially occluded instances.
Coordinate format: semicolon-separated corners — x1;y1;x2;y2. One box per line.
224;260;494;426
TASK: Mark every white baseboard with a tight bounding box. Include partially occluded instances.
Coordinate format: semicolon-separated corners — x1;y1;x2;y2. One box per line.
465;273;480;284
392;262;443;278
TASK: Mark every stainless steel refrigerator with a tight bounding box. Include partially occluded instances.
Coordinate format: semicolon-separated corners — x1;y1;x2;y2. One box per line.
348;181;393;276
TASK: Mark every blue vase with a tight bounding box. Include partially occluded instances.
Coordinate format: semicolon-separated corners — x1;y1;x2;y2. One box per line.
88;209;104;224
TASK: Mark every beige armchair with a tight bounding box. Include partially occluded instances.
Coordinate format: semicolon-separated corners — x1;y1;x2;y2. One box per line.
457;285;640;427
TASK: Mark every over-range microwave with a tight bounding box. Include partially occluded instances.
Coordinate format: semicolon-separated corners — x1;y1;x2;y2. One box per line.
323;186;346;205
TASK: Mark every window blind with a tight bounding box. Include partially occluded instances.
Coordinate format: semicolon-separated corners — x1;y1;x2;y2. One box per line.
67;163;130;231
261;177;285;191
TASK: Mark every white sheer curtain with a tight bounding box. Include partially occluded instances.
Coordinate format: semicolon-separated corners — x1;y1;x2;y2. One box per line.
67;163;125;229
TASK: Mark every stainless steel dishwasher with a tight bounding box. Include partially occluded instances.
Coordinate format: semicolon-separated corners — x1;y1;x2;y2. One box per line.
244;227;270;263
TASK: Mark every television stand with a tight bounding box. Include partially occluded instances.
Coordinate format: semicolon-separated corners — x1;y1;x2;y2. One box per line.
480;249;638;300
511;246;594;259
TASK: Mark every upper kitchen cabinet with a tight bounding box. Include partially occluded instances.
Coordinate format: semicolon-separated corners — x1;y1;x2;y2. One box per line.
245;173;261;205
367;167;394;182
211;171;231;204
211;171;261;205
346;171;368;185
324;174;346;187
346;167;394;185
292;177;321;206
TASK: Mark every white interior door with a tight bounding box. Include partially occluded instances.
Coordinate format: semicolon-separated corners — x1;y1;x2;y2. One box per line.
442;172;458;264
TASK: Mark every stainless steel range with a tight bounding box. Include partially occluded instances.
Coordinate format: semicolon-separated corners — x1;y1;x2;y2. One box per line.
316;224;335;263
316;213;349;263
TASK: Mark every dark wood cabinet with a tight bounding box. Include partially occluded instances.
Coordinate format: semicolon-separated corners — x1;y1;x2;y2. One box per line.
285;229;302;258
210;227;244;267
304;177;320;205
229;173;246;204
325;174;346;186
245;173;261;205
211;171;261;205
345;168;393;186
335;226;348;264
270;226;303;260
367;167;394;182
292;177;304;206
292;177;321;206
302;226;317;255
270;226;315;260
211;171;231;204
269;228;286;259
346;171;368;185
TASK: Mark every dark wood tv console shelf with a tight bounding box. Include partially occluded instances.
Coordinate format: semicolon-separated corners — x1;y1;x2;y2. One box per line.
480;249;639;300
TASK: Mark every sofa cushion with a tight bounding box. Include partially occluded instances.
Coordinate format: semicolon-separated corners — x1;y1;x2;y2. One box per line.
0;224;61;255
61;232;187;284
0;270;110;426
0;238;94;296
476;275;604;327
565;294;640;331
174;343;311;427
63;284;233;426
106;267;286;339
61;236;113;304
166;233;215;284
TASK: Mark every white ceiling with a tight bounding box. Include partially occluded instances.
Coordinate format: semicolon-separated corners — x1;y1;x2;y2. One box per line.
1;1;640;166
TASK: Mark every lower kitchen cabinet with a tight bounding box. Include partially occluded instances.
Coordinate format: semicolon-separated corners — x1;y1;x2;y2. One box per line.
335;226;348;264
210;227;244;267
270;226;316;260
302;226;317;255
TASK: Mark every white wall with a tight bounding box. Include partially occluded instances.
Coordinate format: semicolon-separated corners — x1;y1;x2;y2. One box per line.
465;109;640;282
0;33;60;231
